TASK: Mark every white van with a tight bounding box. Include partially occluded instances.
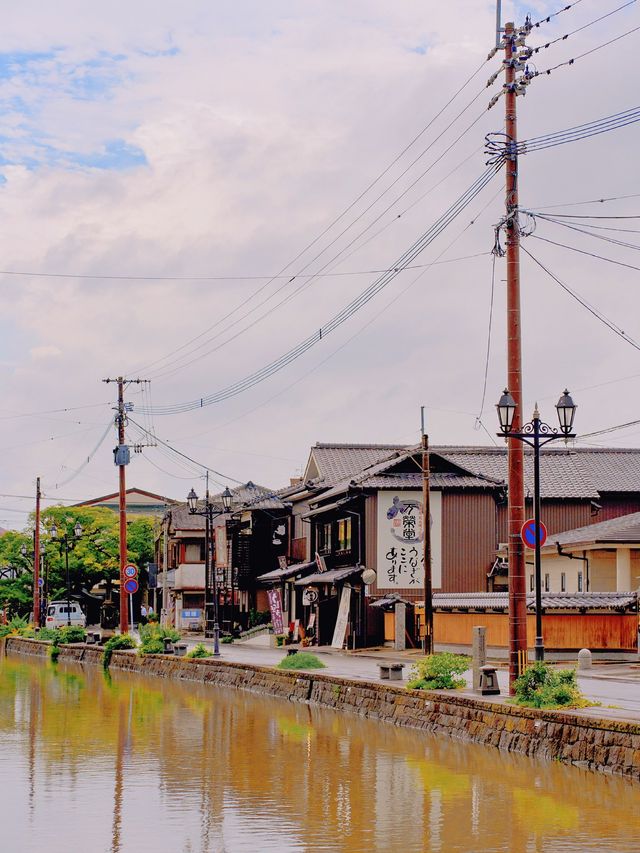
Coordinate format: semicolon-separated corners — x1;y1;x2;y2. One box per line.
45;601;87;629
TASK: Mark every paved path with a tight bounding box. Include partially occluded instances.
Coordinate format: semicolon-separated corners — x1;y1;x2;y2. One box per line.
183;636;640;717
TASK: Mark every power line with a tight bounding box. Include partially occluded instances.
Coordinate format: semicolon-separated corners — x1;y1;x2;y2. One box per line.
529;0;637;56
139;105;492;381
140;163;503;415
533;23;640;77
530;232;640;272
127;63;493;378
531;213;640;249
521;244;640;352
525;192;640;210
529;0;585;29
475;253;496;425
516;106;640;154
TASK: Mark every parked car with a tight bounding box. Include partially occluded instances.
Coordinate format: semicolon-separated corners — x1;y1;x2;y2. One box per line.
45;600;87;629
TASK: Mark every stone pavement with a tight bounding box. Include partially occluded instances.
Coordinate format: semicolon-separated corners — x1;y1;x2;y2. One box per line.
183;634;640;716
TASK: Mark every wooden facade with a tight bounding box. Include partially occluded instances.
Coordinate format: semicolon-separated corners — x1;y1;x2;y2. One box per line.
433;611;638;652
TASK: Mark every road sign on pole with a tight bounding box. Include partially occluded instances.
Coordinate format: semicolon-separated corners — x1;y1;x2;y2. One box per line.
521;519;547;550
123;578;139;595
124;564;138;579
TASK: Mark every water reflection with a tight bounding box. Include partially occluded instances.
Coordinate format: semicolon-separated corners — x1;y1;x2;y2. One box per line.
0;657;638;853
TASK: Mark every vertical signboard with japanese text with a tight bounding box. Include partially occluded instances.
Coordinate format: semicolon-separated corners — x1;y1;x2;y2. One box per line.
267;588;285;635
376;491;441;589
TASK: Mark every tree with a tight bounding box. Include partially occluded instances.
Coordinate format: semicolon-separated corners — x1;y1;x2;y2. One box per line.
0;530;35;617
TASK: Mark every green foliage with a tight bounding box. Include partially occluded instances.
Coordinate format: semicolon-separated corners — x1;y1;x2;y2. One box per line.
58;626;86;644
274;634;288;647
221;636;234;644
186;643;213;659
248;608;270;628
50;638;61;663
407;653;470;691
147;612;159;624
37;627;59;641
0;615;29;638
513;661;593;709
139;623;180;656
276;652;326;671
102;634;137;669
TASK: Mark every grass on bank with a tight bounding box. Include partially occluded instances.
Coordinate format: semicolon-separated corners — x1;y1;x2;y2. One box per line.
276;652;326;671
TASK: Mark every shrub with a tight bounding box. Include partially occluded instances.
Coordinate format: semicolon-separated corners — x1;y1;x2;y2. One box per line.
0;615;28;638
274;634;288;647
147;612;159;623
103;634;137;669
513;661;592;709
58;626;86;644
248;609;270;628
407;653;470;691
37;627;60;641
276;652;326;671
139;623;180;656
186;643;213;659
221;636;234;644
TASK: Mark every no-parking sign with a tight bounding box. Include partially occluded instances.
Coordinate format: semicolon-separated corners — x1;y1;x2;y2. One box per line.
521;519;547;549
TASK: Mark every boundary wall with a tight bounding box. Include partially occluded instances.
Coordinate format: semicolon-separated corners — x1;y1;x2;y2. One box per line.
3;636;639;781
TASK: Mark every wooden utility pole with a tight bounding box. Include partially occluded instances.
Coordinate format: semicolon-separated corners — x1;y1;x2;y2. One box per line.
103;375;146;634
33;477;41;628
504;21;528;689
116;378;128;633
421;407;433;654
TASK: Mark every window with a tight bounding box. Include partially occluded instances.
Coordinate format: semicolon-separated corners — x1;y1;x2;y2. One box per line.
529;574;534;592
561;572;566;592
185;542;205;562
317;522;332;554
577;571;583;592
336;517;352;552
544;573;550;592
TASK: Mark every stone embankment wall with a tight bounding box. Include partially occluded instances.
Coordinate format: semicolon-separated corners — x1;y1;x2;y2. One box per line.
4;636;639;780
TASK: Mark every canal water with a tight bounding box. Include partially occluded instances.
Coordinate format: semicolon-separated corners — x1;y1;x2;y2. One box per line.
1;657;639;853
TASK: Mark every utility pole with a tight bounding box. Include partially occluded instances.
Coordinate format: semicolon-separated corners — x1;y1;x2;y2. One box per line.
503;20;528;690
421;407;433;655
103;376;146;634
33;477;41;628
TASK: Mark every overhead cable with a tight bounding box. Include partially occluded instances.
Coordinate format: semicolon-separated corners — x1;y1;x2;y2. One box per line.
139;163;503;416
521;244;640;353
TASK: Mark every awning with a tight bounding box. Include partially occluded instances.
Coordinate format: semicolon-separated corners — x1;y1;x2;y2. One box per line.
294;566;362;586
300;501;343;519
369;593;410;610
257;561;316;585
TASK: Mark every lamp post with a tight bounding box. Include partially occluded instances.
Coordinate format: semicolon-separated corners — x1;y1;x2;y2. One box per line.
187;486;233;656
50;520;83;627
497;389;577;661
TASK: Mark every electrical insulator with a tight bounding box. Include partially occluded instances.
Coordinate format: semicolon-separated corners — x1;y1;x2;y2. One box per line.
486;70;500;87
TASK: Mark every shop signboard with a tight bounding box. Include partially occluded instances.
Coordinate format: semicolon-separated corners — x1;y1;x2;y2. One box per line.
267;588;284;634
331;586;351;649
376;490;442;589
215;526;228;568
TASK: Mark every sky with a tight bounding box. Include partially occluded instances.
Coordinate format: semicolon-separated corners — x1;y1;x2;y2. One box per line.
0;0;639;529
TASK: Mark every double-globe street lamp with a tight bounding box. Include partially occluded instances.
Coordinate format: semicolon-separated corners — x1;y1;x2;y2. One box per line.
187;486;233;656
49;520;83;627
496;389;577;662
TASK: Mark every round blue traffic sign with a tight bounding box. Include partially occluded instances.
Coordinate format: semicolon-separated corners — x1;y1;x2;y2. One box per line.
124;564;138;579
123;578;139;595
521;519;547;549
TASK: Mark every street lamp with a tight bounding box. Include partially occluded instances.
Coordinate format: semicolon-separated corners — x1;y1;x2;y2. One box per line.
187;486;234;655
50;521;84;626
497;388;577;661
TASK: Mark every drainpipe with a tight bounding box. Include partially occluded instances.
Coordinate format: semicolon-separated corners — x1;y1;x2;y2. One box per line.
555;543;590;591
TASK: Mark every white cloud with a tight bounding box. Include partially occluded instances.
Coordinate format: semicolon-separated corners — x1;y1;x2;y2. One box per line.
0;1;638;528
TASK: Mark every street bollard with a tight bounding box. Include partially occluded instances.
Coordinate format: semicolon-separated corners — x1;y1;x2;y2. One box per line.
577;648;592;671
472;626;487;692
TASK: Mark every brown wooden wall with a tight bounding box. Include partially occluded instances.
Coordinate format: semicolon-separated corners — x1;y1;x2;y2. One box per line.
599;493;640;521
497;499;592;542
434;611;638;651
440;492;497;593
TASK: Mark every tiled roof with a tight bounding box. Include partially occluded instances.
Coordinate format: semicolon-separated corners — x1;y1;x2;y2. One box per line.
169;481;284;530
432;445;640;499
308;443;408;484
544;510;640;549
432;591;637;612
